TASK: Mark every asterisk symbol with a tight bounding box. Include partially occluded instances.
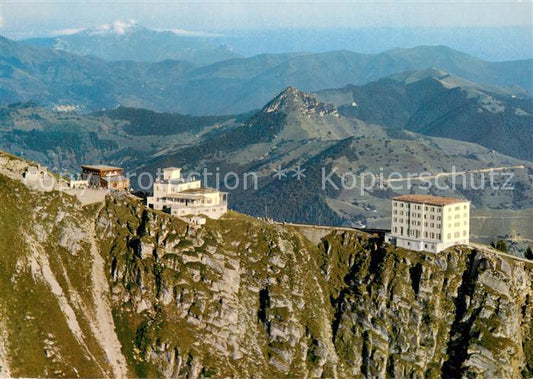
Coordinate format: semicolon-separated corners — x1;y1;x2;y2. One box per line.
272;165;288;180
292;166;306;180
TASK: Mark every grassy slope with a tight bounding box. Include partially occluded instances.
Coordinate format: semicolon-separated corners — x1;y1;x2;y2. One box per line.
0;151;531;377
0;175;109;377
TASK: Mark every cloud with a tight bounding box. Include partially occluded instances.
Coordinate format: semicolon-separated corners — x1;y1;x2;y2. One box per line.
85;19;138;35
112;19;138;35
154;28;225;38
52;27;86;36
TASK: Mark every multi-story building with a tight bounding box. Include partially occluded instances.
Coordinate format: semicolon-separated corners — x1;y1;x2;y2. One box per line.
385;194;470;253
81;165;130;190
147;167;228;219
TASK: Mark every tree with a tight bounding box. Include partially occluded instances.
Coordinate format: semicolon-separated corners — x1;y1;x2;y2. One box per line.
526;246;533;260
491;239;508;253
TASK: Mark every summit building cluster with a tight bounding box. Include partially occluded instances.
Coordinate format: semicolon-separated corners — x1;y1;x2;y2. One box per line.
147;167;228;219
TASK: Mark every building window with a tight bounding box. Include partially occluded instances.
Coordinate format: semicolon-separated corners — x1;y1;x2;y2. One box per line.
447;233;451;239
463;231;467;236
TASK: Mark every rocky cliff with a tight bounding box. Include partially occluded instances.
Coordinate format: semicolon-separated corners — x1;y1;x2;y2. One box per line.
0;153;532;378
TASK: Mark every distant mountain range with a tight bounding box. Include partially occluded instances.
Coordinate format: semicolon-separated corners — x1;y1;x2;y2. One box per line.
21;23;239;65
1;36;531;114
317;68;533;161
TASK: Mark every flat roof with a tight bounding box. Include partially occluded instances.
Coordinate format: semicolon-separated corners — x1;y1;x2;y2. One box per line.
393;194;469;206
157;178;200;184
82;164;123;171
181;188;219;194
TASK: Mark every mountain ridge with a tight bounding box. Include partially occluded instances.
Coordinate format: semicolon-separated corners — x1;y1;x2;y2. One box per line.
21;24;239;65
2;36;531;114
316;68;533;160
0;151;531;377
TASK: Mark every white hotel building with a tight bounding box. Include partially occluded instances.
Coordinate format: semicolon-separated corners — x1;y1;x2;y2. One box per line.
385;194;470;253
147;167;228;219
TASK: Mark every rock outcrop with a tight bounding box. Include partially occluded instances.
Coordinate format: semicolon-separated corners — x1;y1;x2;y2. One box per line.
0;155;531;378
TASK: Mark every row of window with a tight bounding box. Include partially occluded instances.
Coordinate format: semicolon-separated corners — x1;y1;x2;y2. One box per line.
394;203;468;211
393;202;443;212
393;217;442;228
447;221;468;228
393;210;442;220
447;213;468;220
392;227;442;241
425;232;440;239
444;231;468;239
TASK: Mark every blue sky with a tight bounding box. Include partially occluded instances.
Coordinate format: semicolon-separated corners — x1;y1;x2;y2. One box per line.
2;1;532;38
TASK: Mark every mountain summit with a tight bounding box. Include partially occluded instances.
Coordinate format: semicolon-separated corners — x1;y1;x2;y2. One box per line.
244;87;378;142
263;87;338;116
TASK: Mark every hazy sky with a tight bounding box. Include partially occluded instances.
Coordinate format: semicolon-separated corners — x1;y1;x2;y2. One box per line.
2;1;532;38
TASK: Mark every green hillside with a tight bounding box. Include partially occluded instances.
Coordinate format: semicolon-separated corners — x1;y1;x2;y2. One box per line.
0;152;531;377
0;103;240;171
